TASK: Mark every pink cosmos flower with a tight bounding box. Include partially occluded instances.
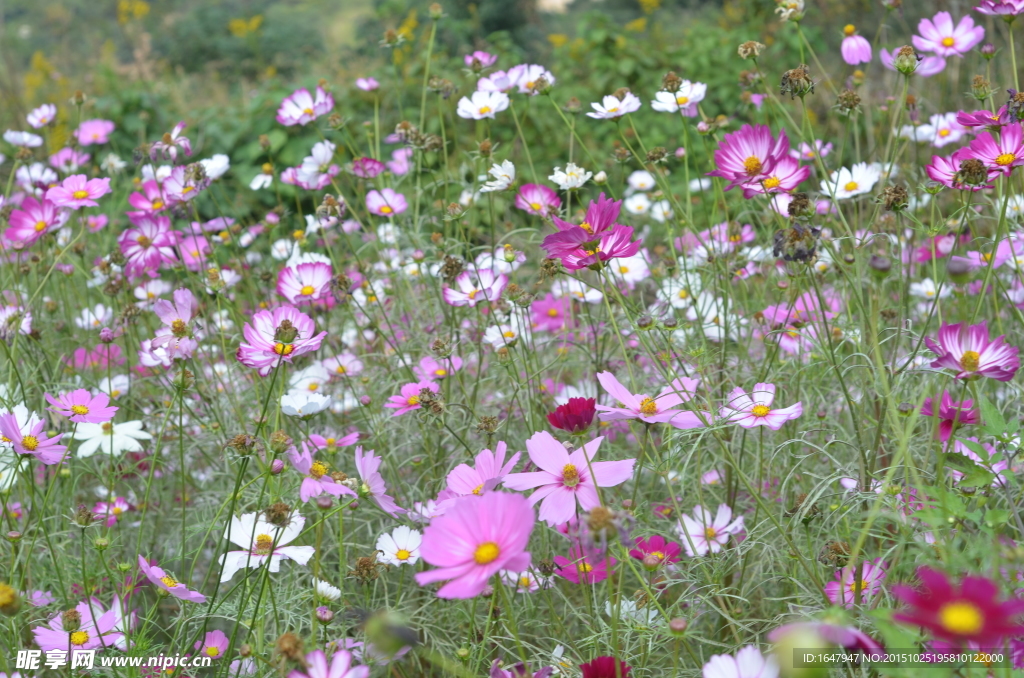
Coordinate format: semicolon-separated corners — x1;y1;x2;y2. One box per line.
926;149;995;190
351;157;385;178
235;306;328;377
119;215;180;278
881;48;947;77
127;180;168;215
5;195;65;245
149;288;200;361
515;183;561;216
719;383;803;430
46;174;111;209
356;77;379;91
32;598;122;651
965;125;1024;175
49;147;90;173
277;86;335;126
707;124;790;191
913;12;985;57
464;51;498;69
630;534;682;571
924;321;1020;381
478;70;515;93
446;441;521;498
677;504;744;556
309;431;359;452
366;188;408;216
219;511;315;582
288;650;368;678
322;353;364;377
386;147;413;175
94;498;131;527
277;262;333;305
354;447;402;516
974;0;1024;16
0;412;66;464
288;443;357;503
164;165;208;203
45;388;117;423
196;630;229;660
414;355;463;381
385;380;440;416
415;492;534;598
27;103;57;128
824;558;887;608
702;646;778;678
957;107;1008;130
149;122;192;161
443;269;508;306
595;372;706;429
296;140;340;189
508;64;555;94
542;224;642;271
532;293;571;332
75;119;115;145
553;545;615;584
789;140;833;161
921;391;981;440
502;431;635;526
741;154;809;198
138;556;207;603
841;29;872;65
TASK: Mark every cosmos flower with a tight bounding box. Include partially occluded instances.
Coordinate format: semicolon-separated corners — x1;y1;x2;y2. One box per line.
502;431;634;526
385;380;439;416
913;12;985;57
49;147;90;173
629;534;683;571
356;77;379;91
236;306;328;377
719;383;803;430
457;90;511;119
195;630;229;660
586;92;642;119
376;526;422;566
925;149;994;190
464;51;498;69
554;546;616;584
286;649;369;678
46;175;111;209
595;372;705;429
277;262;333;305
841;25;872;64
288;443;355;502
442;269;508;306
965;125;1024;175
824;559;887;608
974;0;1024;16
924;321;1020;381
277;86;335;126
820;162;881;199
351;157;385;178
219;511;314;582
75;119;116;145
0;411;66;465
4;130;43;147
481;160;516;192
651;81;706;116
446;442;521;498
5;196;66;245
677;504;745;556
921;391;981;440
119;215;179;278
32;598;122;651
548;398;597;434
45;389;117;423
708;124;790;191
508;63;555;94
548;163;593;190
541;224;642;271
366;188;408;216
415;492;534;598
702;646;778;678
149;122;192;161
138;556;207;603
27;103;57;128
354;447;403;516
72;420;152;458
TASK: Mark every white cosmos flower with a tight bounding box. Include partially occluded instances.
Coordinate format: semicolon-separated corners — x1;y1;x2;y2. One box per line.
551;277;603;304
3;130;43;147
650;81;707;115
501;569;550;593
74;304;114;330
909;278;950;299
101;153;127;173
1007;195;1024;221
72;420;152;457
605;599;662;626
219;512;314;582
821;162;881;200
280;392;331;418
97;375;130;399
689;177;713;192
627;170;656;191
456;90;510;120
549;163;592;190
480;160;516;192
313;578;341;602
250;173;273;191
200;154;230;180
624;192;652;215
610;250;651;287
586;92;642;119
289;364;331;395
651;200;673;223
375;525;422;566
658;276;702;309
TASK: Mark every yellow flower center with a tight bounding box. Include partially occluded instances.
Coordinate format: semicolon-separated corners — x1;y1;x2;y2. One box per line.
639;397;658;416
960;350;980;372
580;221;593;234
472;483;484;495
379;205;393;214
530;202;541;210
676;95;690;105
939;601;983;635
847;579;868;593
182;186;194;194
650;551;665;561
478;106;492;115
743;156;763;175
152;199;164;209
112;507;123;515
844;24;856;36
254;534;274;555
408;395;420;406
21;435;39;451
160;575;178;588
434;369;447;376
941;37;956;47
72;190;89;200
547;308;559;317
396;549;411;561
474;541;500;564
619;266;630;274
273;343;295;356
102;422;113;433
308;383;319;391
844;181;859;192
71;404;90;415
335;365;347;375
996;153;1016;166
562;463;580;488
577;562;593;573
70;631;90;646
763;176;781;189
704;527;717;540
938;129;950;138
205;647;220;658
751;404;771;417
467;289;479;300
303;107;314;116
300;285;315;296
519;575;532;587
310;461;329;479
503;331;516;338
34;220;47;232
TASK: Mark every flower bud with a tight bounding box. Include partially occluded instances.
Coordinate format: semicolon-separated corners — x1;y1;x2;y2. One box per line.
428;3;443;19
897;402;914;416
669;617;688;635
270;459;286;475
893;46;920;75
316;496;334;511
93;537;110;551
947;257;972;284
316;606;335;624
593;171;608;184
980;43;996;60
269;430;292;454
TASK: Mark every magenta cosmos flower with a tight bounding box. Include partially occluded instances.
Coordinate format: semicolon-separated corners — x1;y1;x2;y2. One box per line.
32;598;122;651
119;215;179;278
351;157;385;178
541;224;642;271
236;306;327;377
552;192;620;234
75;119;115;145
630;534;682;571
707;124;790;192
677;504;744;556
892;567;1024;644
720;383;802;430
442;269;508;307
596;372;705;429
366;188;408;216
926;149;995;191
46;174;111;209
824;558;887;608
921;391;981;440
974;0;1024;16
924;321;1020;381
446;441;521;498
45;388;117;423
841;25;872;64
515;183;561;217
502;431;635;526
913;12;985;57
354;447;402;516
289;649;368;678
554;545;615;584
277;261;333;305
415;492;534;599
277;86;335;126
288;443;357;503
138;555;207;603
385;380;440;416
0;412;66;465
965;125;1024;175
5;195;65;245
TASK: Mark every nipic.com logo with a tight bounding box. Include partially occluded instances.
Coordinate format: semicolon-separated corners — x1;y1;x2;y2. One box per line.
16;650;213;672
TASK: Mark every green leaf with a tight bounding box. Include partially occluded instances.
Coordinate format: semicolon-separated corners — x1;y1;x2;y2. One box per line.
958;465;995;489
957;439;991;462
943;450;981;470
976;391;1006;436
984;508;1009;527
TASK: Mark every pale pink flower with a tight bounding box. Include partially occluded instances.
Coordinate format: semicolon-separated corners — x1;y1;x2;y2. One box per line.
719;383;803;430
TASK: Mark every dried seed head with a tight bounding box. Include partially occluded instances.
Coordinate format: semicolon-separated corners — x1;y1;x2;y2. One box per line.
275;632;305;663
737;41;765;59
662;71;683;92
780;64;814;99
264;502;292;528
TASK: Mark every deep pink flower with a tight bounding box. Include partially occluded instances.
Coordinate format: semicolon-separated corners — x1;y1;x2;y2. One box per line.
551;193;620;234
128;180;168;214
288;443;357;503
824;558;887;608
531;294;572;332
5;195;65;245
965;125;1024;175
542;224;642;271
446;441;521;498
235;306;327;377
629;534;682;570
548;398;597;434
553;546;615;584
957;107;1008;130
32;598;122;651
841;30;872;65
580;657;630;678
277;87;335;127
707;124;790;191
385;380;439;416
351;157;385;178
119;215;179;278
502;431;635;526
926;149;995;190
45;388;117;423
75;119;115;145
892;567;1024;644
138;555;207;603
921;391;981;440
596;372;706;429
442;269;508;306
415;492;534;598
720;383;803;430
924;321;1020;381
366;188;408;216
354;447;402;516
277;262;333;305
0;412;66;464
914;12;985;57
515;183;561;216
46;174;111;209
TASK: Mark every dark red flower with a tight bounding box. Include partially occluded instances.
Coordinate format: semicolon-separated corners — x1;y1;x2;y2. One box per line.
547;397;597;434
892;567;1024;644
580;657;631;678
